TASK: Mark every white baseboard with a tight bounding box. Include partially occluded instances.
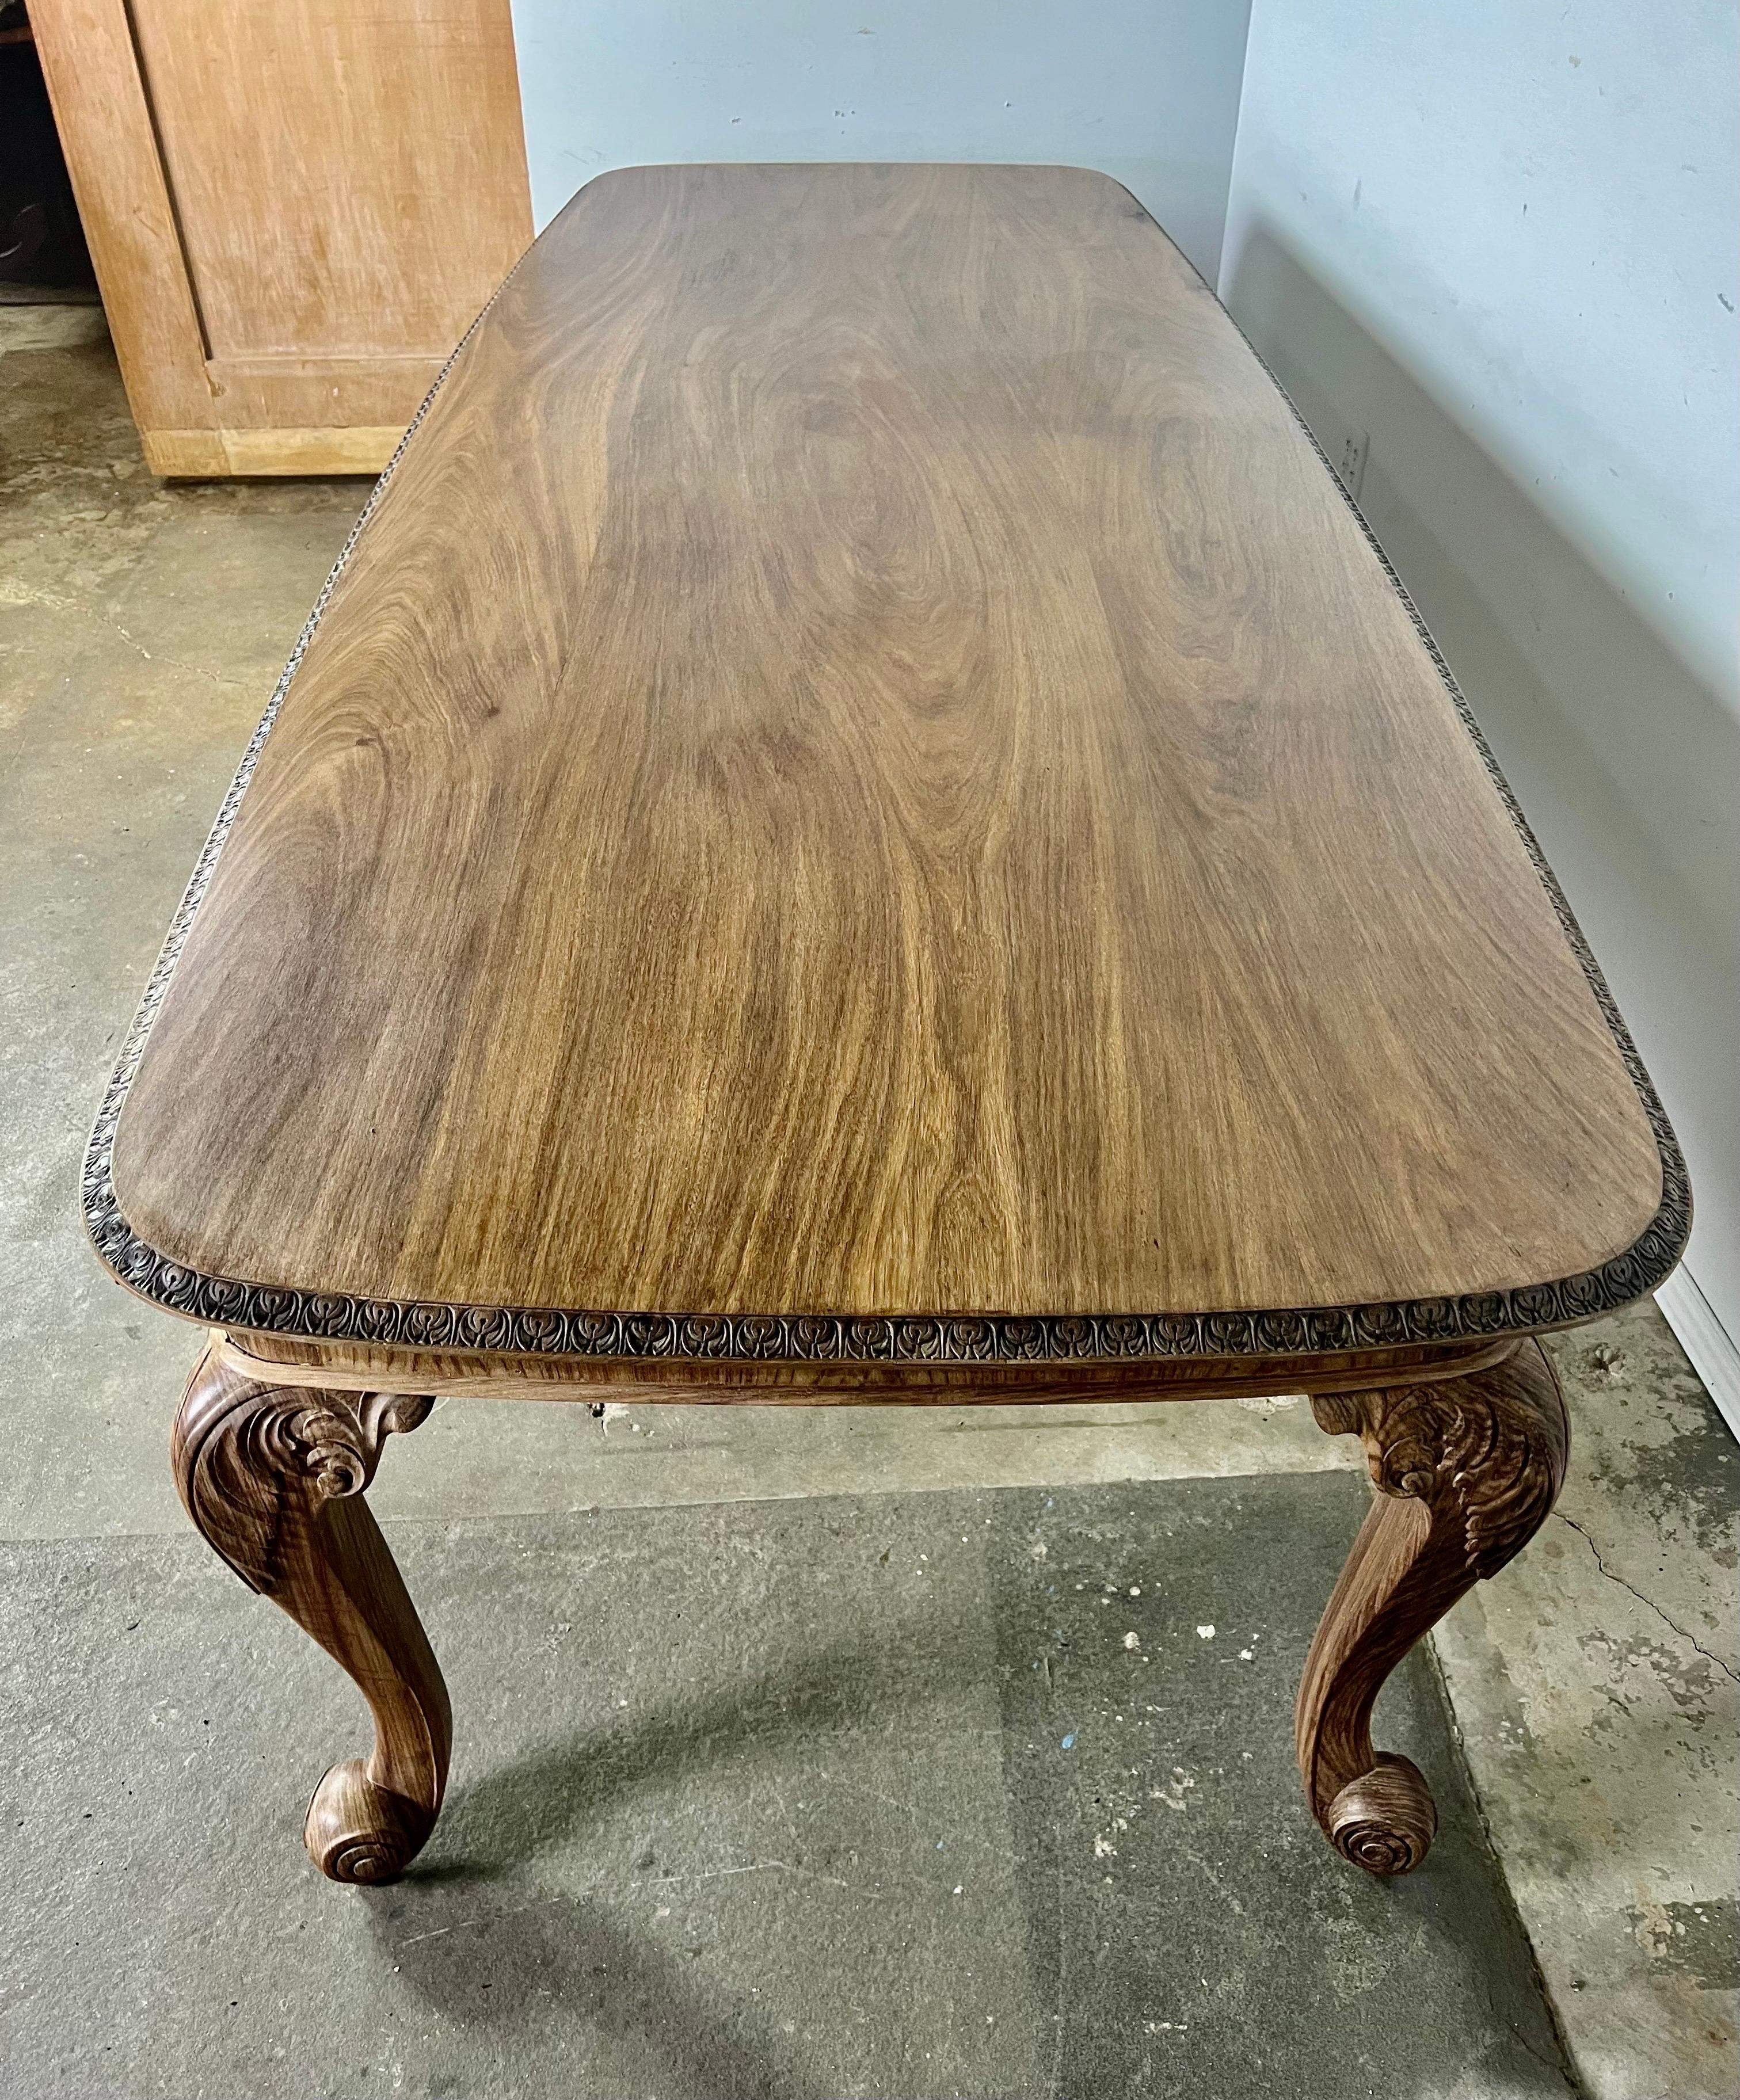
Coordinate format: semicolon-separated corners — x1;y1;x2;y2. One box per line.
1655;1268;1740;1440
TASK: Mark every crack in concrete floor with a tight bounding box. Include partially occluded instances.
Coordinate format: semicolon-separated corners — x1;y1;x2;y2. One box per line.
1556;1511;1740;1687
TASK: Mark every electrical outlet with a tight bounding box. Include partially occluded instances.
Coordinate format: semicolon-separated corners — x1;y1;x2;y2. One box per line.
1334;428;1369;504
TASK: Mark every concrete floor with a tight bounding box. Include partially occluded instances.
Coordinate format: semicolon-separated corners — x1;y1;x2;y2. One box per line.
2;307;1735;2099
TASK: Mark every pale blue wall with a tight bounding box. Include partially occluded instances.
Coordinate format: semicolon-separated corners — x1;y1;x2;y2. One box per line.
507;1;1254;280
1222;1;1740;1359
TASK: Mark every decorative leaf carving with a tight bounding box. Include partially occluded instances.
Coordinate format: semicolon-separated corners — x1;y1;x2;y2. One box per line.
170;1349;449;1883
1298;1343;1568;1876
176;1362;432;1595
1313;1350;1569;1579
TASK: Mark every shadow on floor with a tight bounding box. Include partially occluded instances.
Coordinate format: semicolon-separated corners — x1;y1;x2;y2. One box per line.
361;1888;817;2100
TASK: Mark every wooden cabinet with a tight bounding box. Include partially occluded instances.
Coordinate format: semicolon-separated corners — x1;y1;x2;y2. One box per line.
31;0;532;476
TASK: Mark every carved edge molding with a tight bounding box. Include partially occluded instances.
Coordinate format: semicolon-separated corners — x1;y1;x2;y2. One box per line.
80;231;1692;1366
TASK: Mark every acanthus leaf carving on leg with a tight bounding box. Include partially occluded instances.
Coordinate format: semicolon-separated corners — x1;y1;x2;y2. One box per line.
172;1345;450;1884
1298;1340;1568;1874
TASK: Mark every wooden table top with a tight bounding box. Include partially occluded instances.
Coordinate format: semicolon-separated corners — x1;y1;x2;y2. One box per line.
87;163;1686;1365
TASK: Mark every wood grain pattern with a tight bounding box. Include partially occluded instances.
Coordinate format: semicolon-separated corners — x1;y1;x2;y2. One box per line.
203;356;448;432
172;1344;450;1882
95;163;1681;1351
144;426;410;479
1296;1338;1568;1873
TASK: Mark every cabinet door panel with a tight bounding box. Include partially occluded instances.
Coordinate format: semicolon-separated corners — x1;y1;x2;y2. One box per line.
34;0;531;475
129;0;531;361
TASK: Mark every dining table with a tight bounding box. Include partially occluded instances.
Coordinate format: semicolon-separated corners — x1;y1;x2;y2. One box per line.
83;161;1688;1888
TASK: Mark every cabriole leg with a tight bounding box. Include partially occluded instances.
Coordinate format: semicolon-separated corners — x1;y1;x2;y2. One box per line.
172;1341;451;1884
1297;1339;1567;1874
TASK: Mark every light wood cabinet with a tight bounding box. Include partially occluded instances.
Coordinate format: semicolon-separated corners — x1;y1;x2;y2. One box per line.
32;0;532;476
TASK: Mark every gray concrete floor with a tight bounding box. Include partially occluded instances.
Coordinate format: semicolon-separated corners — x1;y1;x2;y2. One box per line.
2;306;1735;2099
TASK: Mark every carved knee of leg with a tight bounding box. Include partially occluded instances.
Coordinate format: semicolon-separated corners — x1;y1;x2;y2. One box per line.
1297;1343;1567;1876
